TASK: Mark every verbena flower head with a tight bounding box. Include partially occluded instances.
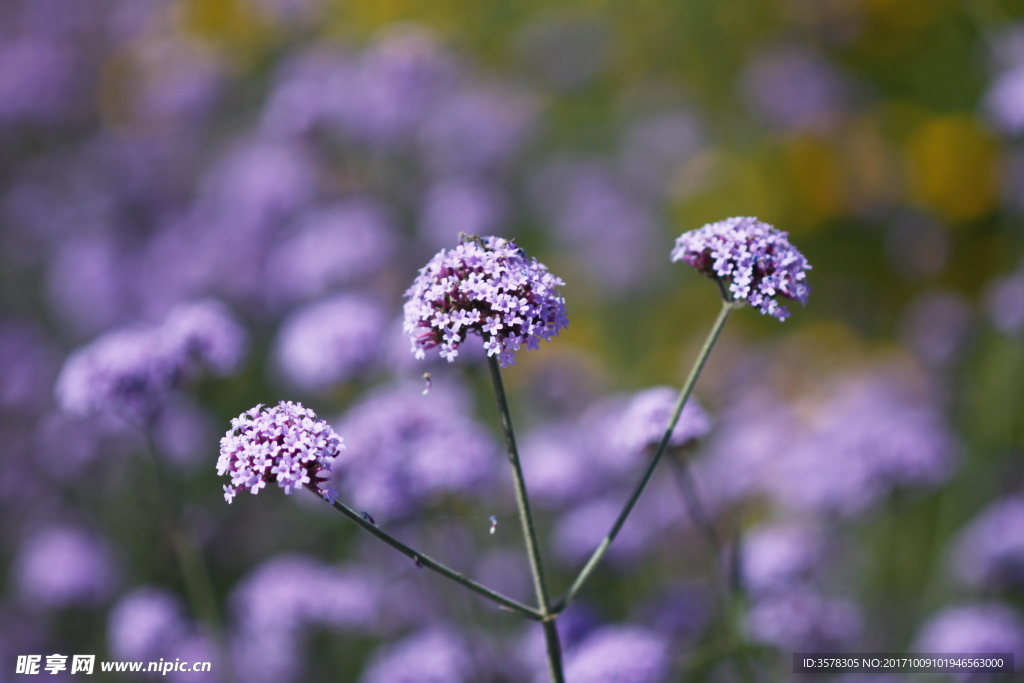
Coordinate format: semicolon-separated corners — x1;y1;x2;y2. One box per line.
56;327;184;422
161;299;248;376
403;234;568;367
108;587;188;661
671;216;811;320
332;380;497;518
561;626;670;683
741;522;825;596
701;371;957;517
14;524;117;609
360;627;476;683
230;555;383;683
233;555;382;636
738;47;847;132
745;588;862;650
533;159;663;295
217;401;343;503
914;603;1024;663
265;200;398;307
986;269;1024;337
273;294;387;392
56;299;247;422
552;491;675;568
951;496;1024;590
610;387;711;456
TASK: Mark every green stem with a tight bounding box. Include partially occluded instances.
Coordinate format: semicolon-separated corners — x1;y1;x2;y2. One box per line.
141;429;222;629
139;426;233;683
668;450;730;618
486;356;564;683
542;620;565;682
308;483;544;621
554;298;736;613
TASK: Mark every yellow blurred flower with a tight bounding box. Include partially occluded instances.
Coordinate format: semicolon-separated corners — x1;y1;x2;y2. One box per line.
905;115;998;223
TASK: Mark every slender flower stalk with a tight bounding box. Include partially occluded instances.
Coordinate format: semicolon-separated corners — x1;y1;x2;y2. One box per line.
140;427;234;683
403;234;568;681
670;441;757;683
668;450;728;604
305;483;544;621
487;356;564;683
556;216;811;613
217;402;543;620
145;439;222;627
555;298;738;613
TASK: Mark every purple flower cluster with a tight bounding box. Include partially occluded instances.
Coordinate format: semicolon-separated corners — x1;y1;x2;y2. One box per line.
520;388;711;510
986;64;1024;135
359;627;477;683
531;158;664;295
550;479;684;568
333;26;457;147
899;290;973;367
217;401;343;503
0;321;56;415
56;327;180;422
418;87;537;175
420;178;505;248
230;555;383;683
14;524;117;609
986;269;1024;337
609;387;711;456
273;294;387;392
108;587;188;661
403;235;568;367
776;373;957;516
332;380;497;518
738;46;849;132
914;603;1024;663
55;299;247;422
108;587;223;683
618;110;703;200
736;518;861;652
161;300;249;377
560;626;670;683
698;370;957;517
744;588;862;650
519;424;604;506
741;522;825;595
0;36;84;125
264;199;398;307
951;496;1024;589
671;216;811;320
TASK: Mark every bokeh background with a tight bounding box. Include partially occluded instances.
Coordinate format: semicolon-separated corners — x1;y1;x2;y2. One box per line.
2;0;1024;680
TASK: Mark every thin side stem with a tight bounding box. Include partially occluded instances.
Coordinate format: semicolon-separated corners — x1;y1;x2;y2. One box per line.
307;483;544;621
670;455;757;683
139;425;233;683
554;299;736;613
141;428;222;630
668;450;730;613
486;356;564;683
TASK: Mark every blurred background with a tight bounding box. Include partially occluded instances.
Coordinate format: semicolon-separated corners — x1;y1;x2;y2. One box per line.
2;0;1024;680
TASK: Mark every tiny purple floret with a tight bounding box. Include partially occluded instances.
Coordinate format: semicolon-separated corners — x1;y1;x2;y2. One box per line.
671;216;811;320
402;235;568;367
217;401;343;503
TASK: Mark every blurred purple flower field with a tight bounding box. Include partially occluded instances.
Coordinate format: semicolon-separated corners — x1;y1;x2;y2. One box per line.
2;0;1024;681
